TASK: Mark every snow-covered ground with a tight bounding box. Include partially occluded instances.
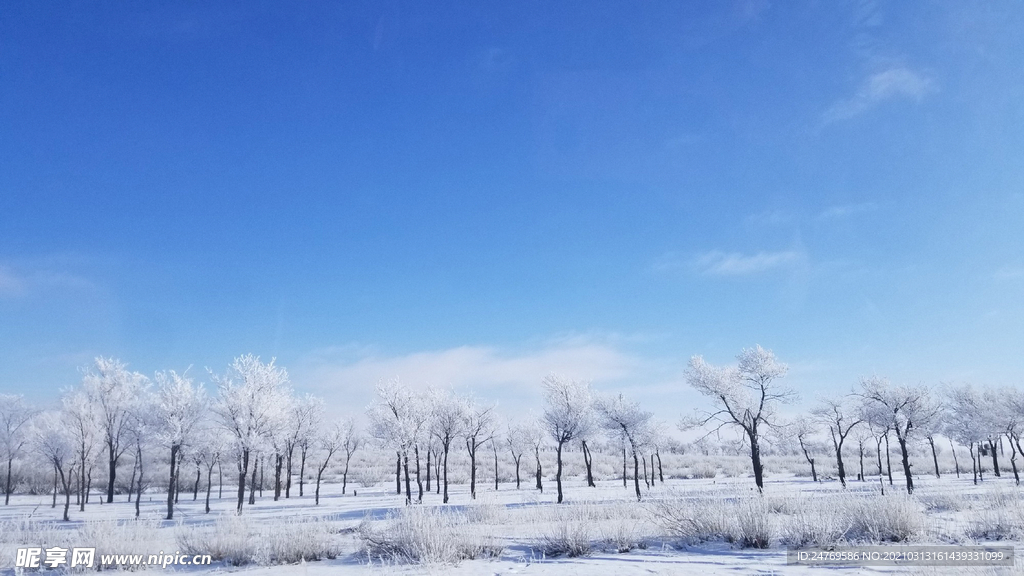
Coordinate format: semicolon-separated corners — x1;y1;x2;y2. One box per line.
2;473;1022;576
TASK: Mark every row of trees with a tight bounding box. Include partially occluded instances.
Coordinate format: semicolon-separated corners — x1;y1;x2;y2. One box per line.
0;355;360;521
684;345;1022;495
2;346;1018;520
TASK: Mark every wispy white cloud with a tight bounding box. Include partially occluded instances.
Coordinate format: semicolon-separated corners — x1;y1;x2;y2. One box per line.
694;250;803;276
293;336;651;415
745;209;793;226
817;202;878;220
822;67;935;124
0;264;96;298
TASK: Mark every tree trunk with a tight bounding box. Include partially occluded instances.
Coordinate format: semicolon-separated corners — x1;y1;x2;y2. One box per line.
285;446;294;498
274;453;282;501
59;464;72;522
414;445;423;503
970;443;978;484
884;434;893;486
657;449;664;482
642;453;649;488
799;438;817;482
928;436;940;478
651;454;657;486
950;439;960;478
513;454;521;489
535;446;543;493
875;436;884;477
831;429;847;488
205;462;214;513
299;446;307;497
218;459;223;499
127;457;137;504
622;447;627;488
581;440;595;487
555;441;564;503
315;467;324;506
248;455;258;506
858;439;865;482
403;451;412;505
193;463;201;500
989;439;1001;477
167;444;179;520
106;442;117;504
237;448;249;510
1008;434;1020;485
749;429;764;492
442;443;450;504
468;441;477;500
343;452;352;495
896;433;914;494
135;445;143;519
493;443;499;491
632;449;641;501
425;448;431;493
5;457;13;505
52;464;58;508
396;452;402;495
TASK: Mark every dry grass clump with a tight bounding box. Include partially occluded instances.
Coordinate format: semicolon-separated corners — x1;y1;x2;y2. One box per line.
358;506;503;565
177;514;342;566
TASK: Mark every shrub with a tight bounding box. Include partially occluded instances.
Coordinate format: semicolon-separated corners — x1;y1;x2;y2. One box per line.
359;506;502;565
177;515;342;566
734;497;775;548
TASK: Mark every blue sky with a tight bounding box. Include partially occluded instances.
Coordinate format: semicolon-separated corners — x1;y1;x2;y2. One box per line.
2;1;1023;419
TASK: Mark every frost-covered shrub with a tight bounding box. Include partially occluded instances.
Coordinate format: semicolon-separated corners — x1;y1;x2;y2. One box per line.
81;519;162;569
922;490;972;512
648;495;733;544
963;490;1024;541
177;515;341;566
780;498;849;548
734;497;775;548
688;463;717;479
540;505;593;557
359;507;502;565
844;494;925;543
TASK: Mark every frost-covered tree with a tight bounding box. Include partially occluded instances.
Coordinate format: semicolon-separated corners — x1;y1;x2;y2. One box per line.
859;376;940;494
541;374;594;503
61;388;99;511
82;357;149;503
33;412;77;521
792;417;821;482
946;384;992;485
212;354;291;514
313;419;357;505
429;388;466;503
0;394;35;505
368;379;424;504
154;369;207;520
811;395;862;488
684;345;792;492
463;400;494;500
596;393;653;501
292;395;324;497
505;421;531;489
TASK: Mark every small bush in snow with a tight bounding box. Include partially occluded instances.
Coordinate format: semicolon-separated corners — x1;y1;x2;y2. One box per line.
734;497;775;548
177;515;341;566
359;506;503;565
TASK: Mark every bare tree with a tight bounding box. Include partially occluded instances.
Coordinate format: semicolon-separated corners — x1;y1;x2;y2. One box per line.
338;418;360;496
541;374;594;504
792;417;820;482
596;393;653;501
294;396;324;497
368;379;424;504
684;345;792;492
313;420;347;506
811;395;862;488
0;394;35;505
212;354;292;514
505;421;530;489
284;394;322;498
946;384;991;485
463;401;494;500
859;376;939;494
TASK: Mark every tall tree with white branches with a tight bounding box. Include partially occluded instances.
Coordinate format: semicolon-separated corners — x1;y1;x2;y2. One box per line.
811;395;862;488
541;374;594;504
859;376;940;494
463;400;494;500
34;412;78;521
0;394;35;505
154;369;207;520
82;357;149;504
596;393;653;501
429;388;466;504
684;345;792;493
212;354;292;514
